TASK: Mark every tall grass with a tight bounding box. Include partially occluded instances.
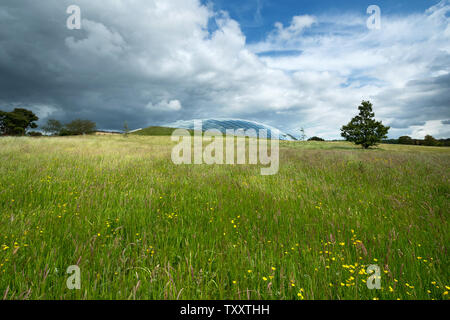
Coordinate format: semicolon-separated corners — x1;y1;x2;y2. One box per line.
0;135;448;300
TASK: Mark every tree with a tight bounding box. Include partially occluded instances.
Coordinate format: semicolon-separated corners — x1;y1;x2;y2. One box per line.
0;108;39;136
398;136;413;145
341;101;390;149
299;127;307;141
123;121;129;137
308;136;325;141
423;135;438;146
42;119;63;136
64;119;96;135
28;131;43;137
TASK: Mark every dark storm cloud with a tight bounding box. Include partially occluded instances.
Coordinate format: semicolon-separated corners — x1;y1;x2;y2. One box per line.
376;73;450;130
0;0;213;130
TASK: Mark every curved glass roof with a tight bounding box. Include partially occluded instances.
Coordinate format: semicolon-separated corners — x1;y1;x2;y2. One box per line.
164;119;295;141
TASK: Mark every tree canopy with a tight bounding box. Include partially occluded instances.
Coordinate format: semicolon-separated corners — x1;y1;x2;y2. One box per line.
0;108;39;136
63;119;97;135
308;136;325;141
341;101;390;149
42;119;63;135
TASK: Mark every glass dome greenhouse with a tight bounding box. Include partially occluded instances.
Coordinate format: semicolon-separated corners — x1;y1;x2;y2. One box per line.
164;119;296;141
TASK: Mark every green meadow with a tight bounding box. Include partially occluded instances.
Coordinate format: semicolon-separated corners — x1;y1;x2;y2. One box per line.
0;135;448;300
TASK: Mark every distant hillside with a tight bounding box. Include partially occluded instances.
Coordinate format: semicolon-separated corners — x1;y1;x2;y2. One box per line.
131;126;194;136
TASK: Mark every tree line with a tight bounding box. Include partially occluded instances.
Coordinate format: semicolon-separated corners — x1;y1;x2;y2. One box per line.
0;108;96;136
383;135;450;147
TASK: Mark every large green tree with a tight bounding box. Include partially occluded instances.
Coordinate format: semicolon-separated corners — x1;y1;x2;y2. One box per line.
42;119;63;135
423;135;438;146
398;136;413;145
0;108;39;136
64;119;97;135
341;101;390;149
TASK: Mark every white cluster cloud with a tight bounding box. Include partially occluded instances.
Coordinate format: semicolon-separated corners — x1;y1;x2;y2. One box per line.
271;15;317;42
411;120;450;139
0;0;448;139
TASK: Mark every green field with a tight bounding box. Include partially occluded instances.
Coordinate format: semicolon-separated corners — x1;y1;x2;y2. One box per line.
0;135;448;300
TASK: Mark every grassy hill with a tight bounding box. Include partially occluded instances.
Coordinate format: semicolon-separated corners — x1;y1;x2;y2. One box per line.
0;135;448;299
131;126;194;136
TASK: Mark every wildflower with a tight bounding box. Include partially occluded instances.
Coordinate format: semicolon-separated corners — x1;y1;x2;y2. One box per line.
263;277;268;281
271;267;276;271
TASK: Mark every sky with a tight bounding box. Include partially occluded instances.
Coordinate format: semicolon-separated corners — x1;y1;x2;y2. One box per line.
0;0;449;139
